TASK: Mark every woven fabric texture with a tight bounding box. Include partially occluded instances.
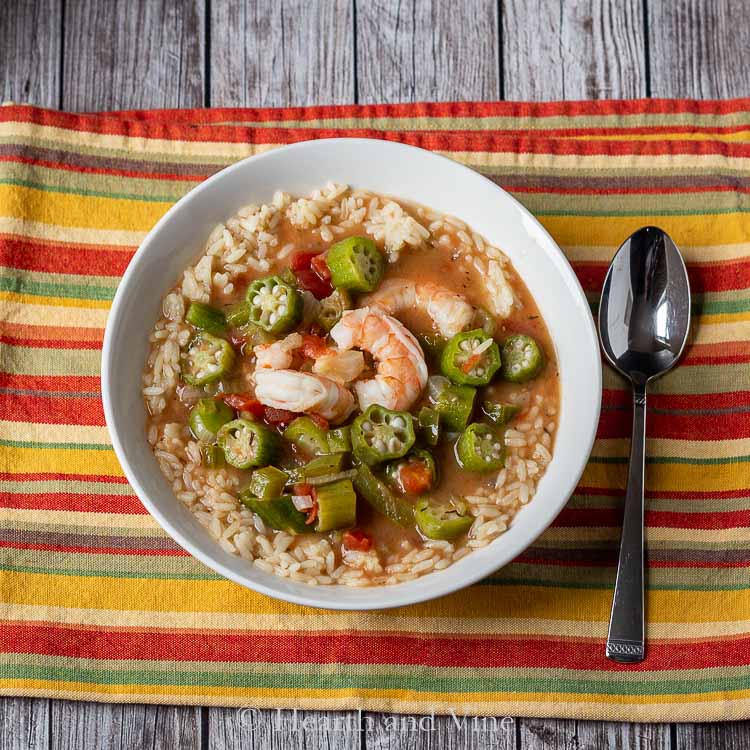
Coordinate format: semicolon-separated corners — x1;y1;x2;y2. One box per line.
1;100;749;721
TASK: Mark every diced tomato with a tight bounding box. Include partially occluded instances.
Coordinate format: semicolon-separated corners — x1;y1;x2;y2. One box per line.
461;352;483;374
220;394;264;418
342;529;372;552
308;413;330;431
229;331;247;350
290;251;320;272
295;268;333;299
263;406;299;425
292;483;313;496
300;334;330;359
310;252;331;280
305;490;319;526
398;462;433;495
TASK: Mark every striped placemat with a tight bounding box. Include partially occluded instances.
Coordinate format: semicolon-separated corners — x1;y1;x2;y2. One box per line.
1;100;749;721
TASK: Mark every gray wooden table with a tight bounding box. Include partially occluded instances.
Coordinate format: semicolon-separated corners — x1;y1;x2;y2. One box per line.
2;0;749;747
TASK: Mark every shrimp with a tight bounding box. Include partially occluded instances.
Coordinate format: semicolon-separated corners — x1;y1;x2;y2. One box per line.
330;306;428;412
364;278;475;339
254;332;303;370
254;369;355;424
254;332;365;385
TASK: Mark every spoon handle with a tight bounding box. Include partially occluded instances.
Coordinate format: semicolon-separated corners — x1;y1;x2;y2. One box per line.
606;383;647;663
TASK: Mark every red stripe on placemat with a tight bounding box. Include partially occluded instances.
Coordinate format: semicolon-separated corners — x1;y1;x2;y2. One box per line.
5;104;750;155
0;493;144;514
0;236;133;277
0;394;105;426
4;623;750;670
0;373;101;393
553;507;750;530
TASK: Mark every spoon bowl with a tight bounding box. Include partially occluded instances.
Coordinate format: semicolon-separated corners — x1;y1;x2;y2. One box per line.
598;226;691;662
600;226;691;385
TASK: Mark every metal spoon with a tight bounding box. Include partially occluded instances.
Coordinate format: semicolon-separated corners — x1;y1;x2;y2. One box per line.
598;226;691;663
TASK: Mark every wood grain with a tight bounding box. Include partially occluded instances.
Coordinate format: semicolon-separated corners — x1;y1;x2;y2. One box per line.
208;707;361;750
0;0;61;107
648;0;750;98
210;0;354;107
48;701;201;750
677;721;750;750
61;0;205;111
0;698;49;750
365;711;515;750
502;0;646;100
355;0;500;103
575;721;670;750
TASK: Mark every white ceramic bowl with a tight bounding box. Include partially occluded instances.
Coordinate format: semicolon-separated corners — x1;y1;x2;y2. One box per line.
102;138;601;610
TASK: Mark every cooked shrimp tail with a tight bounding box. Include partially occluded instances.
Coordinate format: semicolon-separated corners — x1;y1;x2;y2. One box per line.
364;278;476;338
330;306;428;411
254;369;355;424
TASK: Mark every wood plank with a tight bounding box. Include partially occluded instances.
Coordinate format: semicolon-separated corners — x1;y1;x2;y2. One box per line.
61;0;205;111
209;0;354;107
0;698;49;750
519;718;574;749
365;711;515;750
648;0;750;98
502;0;646;100
0;0;62;107
48;701;201;749
575;721;670;750
520;719;670;749
355;0;500;103
676;721;750;749
208;707;361;749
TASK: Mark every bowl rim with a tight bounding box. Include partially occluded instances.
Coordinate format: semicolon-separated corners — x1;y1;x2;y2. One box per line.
102;137;602;610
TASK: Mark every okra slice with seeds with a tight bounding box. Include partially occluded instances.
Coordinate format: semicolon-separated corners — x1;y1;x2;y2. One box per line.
316;288;352;332
415;498;473;540
325;236;385;293
181;332;235;386
217;418;279;470
440;328;501;386
385;448;438;495
246;275;302;334
455;423;505;473
351;405;415;465
501;334;544;383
